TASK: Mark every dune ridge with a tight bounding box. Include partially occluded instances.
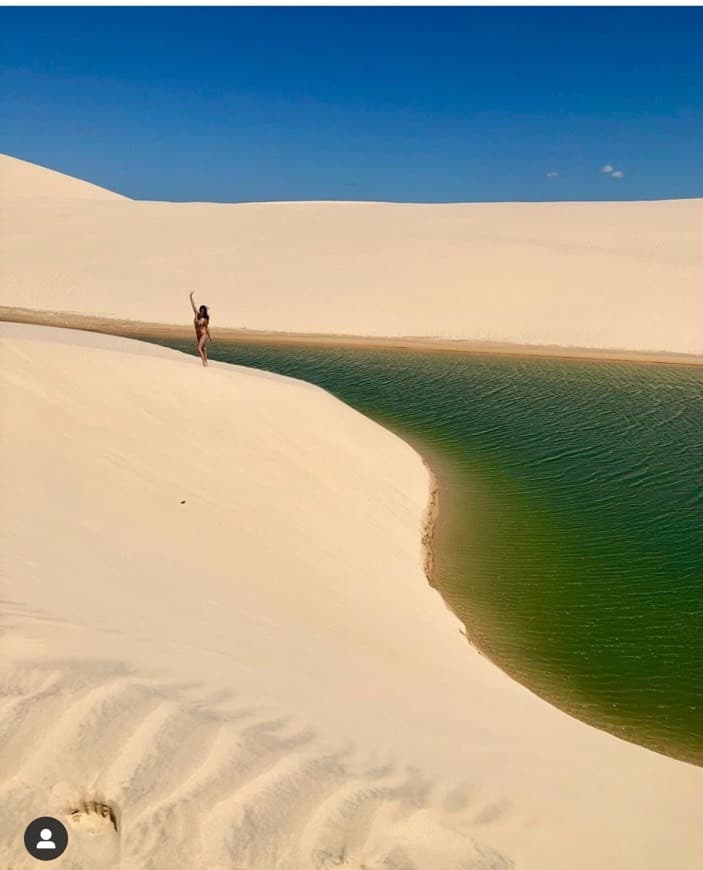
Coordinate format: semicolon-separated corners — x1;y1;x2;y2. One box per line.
0;153;127;201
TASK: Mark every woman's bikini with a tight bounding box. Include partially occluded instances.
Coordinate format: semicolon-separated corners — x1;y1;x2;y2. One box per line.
195;316;209;339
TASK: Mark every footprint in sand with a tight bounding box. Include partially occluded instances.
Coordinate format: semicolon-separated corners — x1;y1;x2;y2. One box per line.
66;799;120;865
69;799;118;832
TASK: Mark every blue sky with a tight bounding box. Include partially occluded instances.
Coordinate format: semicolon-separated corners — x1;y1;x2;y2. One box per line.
1;7;701;202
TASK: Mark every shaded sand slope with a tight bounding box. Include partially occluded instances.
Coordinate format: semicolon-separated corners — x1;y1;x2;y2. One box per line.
2;154;702;355
1;322;702;869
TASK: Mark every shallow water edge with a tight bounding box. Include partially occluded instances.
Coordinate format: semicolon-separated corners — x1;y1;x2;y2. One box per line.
2;306;702;368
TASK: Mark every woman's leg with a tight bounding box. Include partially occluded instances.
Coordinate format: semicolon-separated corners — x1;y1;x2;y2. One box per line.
198;334;208;366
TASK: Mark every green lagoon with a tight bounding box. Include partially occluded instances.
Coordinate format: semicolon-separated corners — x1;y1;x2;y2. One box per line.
150;335;703;765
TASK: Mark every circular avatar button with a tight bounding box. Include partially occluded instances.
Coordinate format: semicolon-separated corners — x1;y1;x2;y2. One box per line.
23;817;69;861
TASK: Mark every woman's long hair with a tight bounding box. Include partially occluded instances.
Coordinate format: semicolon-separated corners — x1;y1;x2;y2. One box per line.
198;304;209;320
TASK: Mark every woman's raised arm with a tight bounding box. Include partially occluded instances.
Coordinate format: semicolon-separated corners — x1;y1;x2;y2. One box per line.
188;290;198;315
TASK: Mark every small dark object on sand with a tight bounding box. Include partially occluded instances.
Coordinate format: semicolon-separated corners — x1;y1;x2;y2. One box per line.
180;500;186;504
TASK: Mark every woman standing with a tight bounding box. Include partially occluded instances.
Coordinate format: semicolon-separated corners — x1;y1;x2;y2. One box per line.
188;290;211;366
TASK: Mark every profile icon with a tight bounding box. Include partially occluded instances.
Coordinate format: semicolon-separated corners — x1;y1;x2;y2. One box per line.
37;827;56;849
23;816;69;860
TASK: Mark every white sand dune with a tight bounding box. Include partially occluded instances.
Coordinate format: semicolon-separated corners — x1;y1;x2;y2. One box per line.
1;322;702;869
2;153;702;355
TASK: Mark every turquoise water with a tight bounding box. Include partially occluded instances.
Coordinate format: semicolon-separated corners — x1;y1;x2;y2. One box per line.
148;335;702;765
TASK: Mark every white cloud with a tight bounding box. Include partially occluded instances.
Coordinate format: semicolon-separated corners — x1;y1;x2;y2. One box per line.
611;170;624;178
546;171;559;178
601;164;614;174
